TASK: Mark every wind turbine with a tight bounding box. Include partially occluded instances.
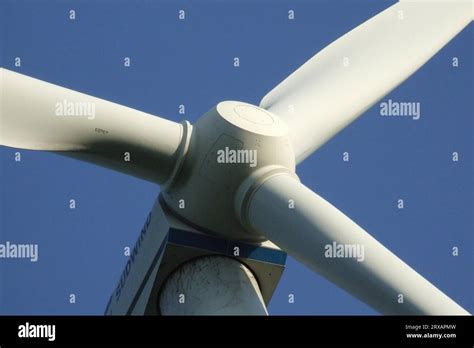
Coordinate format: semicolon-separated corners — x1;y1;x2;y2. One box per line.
0;0;472;315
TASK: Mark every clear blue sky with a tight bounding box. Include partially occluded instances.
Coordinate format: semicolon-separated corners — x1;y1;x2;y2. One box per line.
0;0;472;315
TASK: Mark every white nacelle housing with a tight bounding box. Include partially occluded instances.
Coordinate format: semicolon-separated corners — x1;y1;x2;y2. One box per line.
162;101;296;242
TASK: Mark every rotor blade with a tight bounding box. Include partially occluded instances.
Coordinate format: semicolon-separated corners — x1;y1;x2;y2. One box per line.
0;68;183;184
260;0;472;164
244;174;469;314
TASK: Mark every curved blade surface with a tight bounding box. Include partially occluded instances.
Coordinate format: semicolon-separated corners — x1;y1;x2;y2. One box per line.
260;1;472;163
0;68;183;183
245;174;469;314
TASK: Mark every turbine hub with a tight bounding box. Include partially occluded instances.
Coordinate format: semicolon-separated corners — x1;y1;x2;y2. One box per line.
161;101;296;242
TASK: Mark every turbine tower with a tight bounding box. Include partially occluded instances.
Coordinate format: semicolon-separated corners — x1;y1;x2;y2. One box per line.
1;0;472;315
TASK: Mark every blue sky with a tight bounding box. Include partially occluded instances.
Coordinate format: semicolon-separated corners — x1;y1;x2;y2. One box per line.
0;0;472;315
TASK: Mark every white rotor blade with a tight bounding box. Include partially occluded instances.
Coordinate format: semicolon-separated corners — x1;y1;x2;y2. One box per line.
245;174;469;315
260;0;473;163
0;68;183;183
